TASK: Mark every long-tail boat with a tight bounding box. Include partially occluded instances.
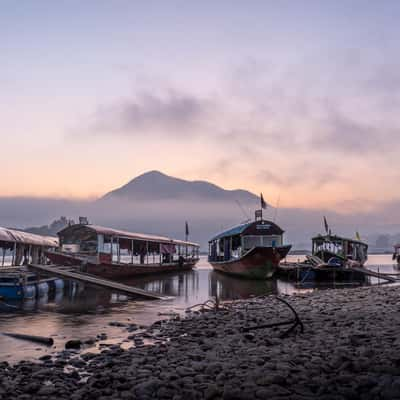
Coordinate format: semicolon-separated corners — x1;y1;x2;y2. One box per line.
311;234;368;267
46;223;200;279
311;219;368;267
208;210;291;279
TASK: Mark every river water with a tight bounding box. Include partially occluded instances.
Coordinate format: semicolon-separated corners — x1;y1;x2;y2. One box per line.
0;254;397;363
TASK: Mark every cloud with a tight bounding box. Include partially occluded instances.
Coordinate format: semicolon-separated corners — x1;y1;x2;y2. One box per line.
313;111;383;154
91;90;212;137
256;164;342;189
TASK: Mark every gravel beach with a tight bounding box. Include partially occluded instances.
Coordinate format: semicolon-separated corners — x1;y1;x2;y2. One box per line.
1;284;400;399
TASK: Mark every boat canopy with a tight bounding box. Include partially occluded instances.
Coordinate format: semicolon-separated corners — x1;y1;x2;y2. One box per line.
209;220;284;242
0;226;58;248
312;234;368;248
57;224;199;247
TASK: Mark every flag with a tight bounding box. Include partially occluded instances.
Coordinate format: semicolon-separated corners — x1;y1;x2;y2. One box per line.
356;232;361;241
323;216;329;234
260;193;267;210
185;221;189;237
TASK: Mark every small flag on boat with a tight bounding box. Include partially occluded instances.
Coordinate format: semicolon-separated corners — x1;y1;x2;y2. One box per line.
323;216;329;234
260;193;267;210
185;221;189;237
356;231;361;241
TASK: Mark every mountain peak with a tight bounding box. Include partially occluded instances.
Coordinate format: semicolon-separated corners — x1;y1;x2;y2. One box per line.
137;170;167;178
100;170;259;204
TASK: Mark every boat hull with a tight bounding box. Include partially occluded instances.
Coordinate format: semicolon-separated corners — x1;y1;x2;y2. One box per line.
46;251;198;279
209;245;291;280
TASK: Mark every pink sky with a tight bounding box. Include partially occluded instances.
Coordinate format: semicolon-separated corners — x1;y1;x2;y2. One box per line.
1;1;399;212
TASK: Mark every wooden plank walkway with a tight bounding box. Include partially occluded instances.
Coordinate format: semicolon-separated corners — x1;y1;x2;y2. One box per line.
347;266;398;283
29;264;169;300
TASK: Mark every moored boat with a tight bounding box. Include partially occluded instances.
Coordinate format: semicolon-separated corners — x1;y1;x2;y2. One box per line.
46;223;200;279
312;234;368;267
208;213;291;279
0;226;58;267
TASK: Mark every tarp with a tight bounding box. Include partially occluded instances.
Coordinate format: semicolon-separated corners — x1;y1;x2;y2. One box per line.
58;224;199;247
0;226;58;247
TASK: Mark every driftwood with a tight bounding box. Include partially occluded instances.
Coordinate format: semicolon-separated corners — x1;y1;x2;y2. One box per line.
2;332;54;346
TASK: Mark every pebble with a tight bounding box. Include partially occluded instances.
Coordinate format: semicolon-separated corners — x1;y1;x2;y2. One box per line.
2;285;400;399
65;339;82;349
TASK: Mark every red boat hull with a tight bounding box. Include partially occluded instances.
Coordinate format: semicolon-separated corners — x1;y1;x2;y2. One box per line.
45;251;198;279
209;245;291;279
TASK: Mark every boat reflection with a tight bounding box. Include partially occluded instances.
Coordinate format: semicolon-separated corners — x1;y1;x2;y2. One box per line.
209;270;277;300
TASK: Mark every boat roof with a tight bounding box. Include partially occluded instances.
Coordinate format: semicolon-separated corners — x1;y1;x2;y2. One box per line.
312;234;368;247
209;220;284;242
57;224;199;247
0;226;58;247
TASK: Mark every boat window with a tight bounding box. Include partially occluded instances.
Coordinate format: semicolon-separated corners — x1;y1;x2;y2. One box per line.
243;235;282;250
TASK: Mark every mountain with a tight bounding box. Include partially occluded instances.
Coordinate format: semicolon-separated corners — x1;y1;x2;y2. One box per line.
3;170;399;250
100;170;260;204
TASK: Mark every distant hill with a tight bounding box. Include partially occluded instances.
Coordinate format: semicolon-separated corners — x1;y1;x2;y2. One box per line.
24;216;75;236
100;170;260;204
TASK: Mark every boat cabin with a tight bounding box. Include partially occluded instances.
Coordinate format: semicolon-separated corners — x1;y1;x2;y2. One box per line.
56;224;200;266
312;234;368;265
208;219;285;262
0;227;58;266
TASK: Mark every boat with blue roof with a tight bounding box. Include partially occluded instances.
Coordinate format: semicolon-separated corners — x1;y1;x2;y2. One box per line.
208;210;292;279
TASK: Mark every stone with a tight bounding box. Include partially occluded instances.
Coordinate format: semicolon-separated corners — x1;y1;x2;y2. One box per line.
65;340;82;349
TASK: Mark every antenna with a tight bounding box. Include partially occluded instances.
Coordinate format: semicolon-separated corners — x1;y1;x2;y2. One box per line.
273;193;281;223
235;200;250;222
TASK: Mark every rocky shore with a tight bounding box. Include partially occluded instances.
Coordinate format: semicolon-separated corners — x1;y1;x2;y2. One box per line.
1;285;400;399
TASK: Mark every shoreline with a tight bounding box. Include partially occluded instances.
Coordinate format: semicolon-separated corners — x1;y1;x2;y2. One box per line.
1;284;400;399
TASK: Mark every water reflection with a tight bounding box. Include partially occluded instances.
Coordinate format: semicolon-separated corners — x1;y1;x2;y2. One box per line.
0;254;397;363
209;271;277;299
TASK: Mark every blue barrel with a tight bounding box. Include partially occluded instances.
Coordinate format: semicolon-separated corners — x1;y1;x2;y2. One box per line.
22;284;37;299
53;279;64;291
36;282;49;297
0;285;24;300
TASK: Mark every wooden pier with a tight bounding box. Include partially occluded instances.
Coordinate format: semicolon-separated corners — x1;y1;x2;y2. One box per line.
278;261;400;284
347;266;399;283
29;264;169;300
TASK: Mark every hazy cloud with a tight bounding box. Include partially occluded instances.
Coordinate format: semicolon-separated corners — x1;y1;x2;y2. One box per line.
91;90;211;136
256;165;342;189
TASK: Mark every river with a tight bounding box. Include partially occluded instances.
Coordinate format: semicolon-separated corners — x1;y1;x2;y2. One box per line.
0;254;397;362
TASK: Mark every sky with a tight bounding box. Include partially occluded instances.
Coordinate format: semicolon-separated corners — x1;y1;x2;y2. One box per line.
1;1;399;212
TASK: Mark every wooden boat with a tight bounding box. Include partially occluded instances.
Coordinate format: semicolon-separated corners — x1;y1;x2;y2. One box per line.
0;226;58;267
208;216;291;280
393;244;400;265
46;223;200;279
311;234;368;267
